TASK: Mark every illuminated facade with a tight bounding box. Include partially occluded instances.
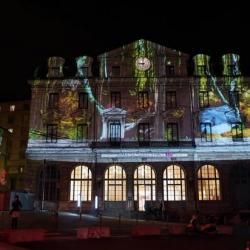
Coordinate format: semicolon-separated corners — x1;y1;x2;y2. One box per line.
26;39;250;218
0;100;30;191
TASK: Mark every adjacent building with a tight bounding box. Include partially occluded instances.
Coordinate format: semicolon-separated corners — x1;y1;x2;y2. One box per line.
0;101;30;191
26;39;250;219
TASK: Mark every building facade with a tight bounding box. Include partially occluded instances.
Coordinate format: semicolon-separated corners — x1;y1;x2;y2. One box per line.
0;100;30;191
26;39;250;219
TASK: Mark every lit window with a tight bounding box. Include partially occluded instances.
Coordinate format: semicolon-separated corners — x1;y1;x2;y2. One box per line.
200;123;212;142
134;164;156;211
70;165;92;201
104;165;126;201
10;105;15;112
163;165;186;201
198;165;221;201
8;128;14;133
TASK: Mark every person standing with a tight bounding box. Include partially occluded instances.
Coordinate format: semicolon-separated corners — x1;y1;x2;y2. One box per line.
10;195;22;229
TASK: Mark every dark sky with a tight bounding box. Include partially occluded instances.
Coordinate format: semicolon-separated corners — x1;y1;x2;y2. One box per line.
0;1;249;101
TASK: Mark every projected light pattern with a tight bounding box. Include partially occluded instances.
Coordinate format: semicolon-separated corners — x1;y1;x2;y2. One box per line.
197;53;250;141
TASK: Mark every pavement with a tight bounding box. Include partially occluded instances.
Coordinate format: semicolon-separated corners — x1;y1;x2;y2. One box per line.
0;211;250;250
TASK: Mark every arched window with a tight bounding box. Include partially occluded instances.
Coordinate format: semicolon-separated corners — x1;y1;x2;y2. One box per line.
70;165;92;201
163;165;186;201
104;165;126;201
198;165;221;200
134;164;156;211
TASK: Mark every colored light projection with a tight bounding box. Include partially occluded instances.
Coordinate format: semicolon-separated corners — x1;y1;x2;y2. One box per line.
195;54;250;142
97;39;158;140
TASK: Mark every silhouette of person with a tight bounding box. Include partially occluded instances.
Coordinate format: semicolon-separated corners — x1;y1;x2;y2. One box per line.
10;195;22;229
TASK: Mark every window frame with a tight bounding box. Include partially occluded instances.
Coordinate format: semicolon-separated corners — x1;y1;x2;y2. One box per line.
137;91;149;109
104;165;126;201
46;124;58;143
197;165;221;201
70;165;92;202
163;165;186;201
76;123;88;142
165;91;177;109
110;91;121;108
78;92;88;110
200;122;212;142
231;122;243;141
165;123;179;142
48;93;59;109
166;65;175;76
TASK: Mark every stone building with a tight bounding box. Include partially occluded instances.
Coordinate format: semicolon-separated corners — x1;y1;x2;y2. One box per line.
0;100;30;191
26;39;250;219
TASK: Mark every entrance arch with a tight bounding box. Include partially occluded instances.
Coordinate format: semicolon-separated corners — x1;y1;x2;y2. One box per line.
134;164;156;211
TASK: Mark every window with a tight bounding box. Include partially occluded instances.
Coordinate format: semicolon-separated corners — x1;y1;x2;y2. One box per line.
23;103;30;110
48;93;59;109
163;165;186;201
166;65;175;76
109;121;121;143
198;165;221;200
166;91;176;108
39;165;60;201
46;124;57;143
77;124;88;142
227;65;238;75
134;165;156;211
50;67;60;77
70;165;92;201
197;65;206;75
229;91;239;107
199;91;210;108
104;165;126;201
80;66;88;78
111;92;121;108
10;105;15;112
111;66;120;77
78;92;88;109
232;122;243;141
200;123;212;142
165;123;178;142
138;91;149;109
138;123;150;143
8;115;14;124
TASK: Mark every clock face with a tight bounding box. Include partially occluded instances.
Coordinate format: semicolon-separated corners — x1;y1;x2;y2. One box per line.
135;57;151;71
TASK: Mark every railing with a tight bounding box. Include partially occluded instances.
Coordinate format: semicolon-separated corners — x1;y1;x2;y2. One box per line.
91;140;195;148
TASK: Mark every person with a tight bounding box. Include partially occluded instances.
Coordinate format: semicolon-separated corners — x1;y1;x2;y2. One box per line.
186;213;200;233
201;214;217;233
10;195;22;229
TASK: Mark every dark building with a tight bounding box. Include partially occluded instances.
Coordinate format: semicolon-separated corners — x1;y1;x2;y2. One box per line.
25;39;250;219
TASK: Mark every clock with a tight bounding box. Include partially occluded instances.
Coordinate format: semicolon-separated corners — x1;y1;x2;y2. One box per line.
135;57;151;71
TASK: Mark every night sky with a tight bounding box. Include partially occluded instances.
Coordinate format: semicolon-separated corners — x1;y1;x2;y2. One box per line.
0;1;248;101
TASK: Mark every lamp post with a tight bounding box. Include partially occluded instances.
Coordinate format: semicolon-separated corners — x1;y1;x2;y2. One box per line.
41;159;46;211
